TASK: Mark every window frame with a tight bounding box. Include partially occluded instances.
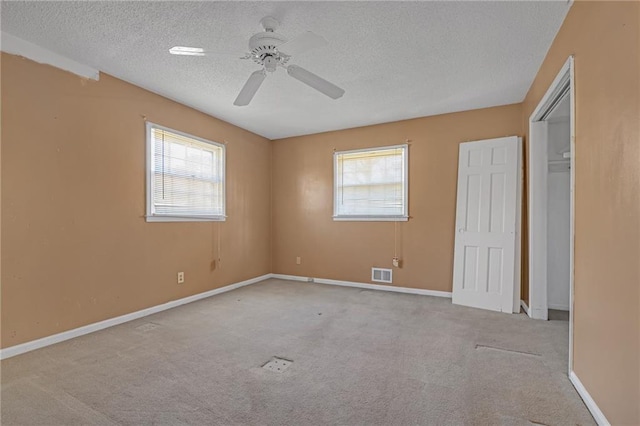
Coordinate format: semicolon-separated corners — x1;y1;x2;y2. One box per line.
145;122;226;222
333;144;409;222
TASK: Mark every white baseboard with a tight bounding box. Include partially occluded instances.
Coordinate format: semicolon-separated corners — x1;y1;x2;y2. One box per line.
268;273;309;282
0;274;271;360
569;371;610;426
520;300;530;315
270;274;452;298
548;303;570;311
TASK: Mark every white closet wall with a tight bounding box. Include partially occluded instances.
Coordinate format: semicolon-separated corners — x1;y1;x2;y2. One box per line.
547;119;571;311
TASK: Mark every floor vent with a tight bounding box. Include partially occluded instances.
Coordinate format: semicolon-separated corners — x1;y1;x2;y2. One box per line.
262;357;293;373
371;267;393;284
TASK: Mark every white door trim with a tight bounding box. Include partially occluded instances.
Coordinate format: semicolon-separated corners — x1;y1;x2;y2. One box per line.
514;139;523;313
528;56;575;373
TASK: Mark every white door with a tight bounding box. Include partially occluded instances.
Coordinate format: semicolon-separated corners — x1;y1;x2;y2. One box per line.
452;136;521;313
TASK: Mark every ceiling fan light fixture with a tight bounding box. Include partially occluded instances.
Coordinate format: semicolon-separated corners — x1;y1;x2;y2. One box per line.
286;65;345;99
169;46;205;56
263;56;278;72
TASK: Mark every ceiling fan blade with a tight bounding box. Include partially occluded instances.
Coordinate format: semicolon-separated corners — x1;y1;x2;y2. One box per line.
234;70;267;106
286;65;345;99
277;32;327;56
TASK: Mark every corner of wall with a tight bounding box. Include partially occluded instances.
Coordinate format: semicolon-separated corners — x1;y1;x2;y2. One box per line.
268;138;275;273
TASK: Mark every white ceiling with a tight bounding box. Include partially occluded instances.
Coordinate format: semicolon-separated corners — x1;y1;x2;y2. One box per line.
1;1;571;140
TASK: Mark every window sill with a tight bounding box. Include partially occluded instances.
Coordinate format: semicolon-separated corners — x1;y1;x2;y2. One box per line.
145;215;226;223
333;216;409;222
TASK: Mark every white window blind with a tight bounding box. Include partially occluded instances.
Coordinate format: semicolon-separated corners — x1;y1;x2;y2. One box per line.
146;123;225;222
333;144;409;221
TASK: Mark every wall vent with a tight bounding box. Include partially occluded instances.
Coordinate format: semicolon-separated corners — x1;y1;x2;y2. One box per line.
371;267;393;284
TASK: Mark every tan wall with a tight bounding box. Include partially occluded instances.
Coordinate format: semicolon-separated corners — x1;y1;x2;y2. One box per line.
1;53;272;348
271;104;522;291
3;2;638;421
522;2;639;423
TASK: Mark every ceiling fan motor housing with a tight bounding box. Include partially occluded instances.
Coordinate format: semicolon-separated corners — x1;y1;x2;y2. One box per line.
233;15;343;106
248;32;289;71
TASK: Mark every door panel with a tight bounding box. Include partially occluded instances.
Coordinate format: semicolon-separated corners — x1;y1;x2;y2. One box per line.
462;246;479;290
487;247;504;294
465;174;482;232
489;173;506;233
452;136;521;313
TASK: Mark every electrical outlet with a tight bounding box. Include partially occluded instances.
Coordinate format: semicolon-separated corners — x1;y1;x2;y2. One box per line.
392;257;400;268
296;256;301;265
177;272;185;284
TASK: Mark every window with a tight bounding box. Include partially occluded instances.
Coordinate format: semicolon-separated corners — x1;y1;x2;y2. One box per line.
146;122;225;222
333;144;409;221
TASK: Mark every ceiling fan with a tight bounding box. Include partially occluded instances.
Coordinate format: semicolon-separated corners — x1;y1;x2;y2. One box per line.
169;16;345;106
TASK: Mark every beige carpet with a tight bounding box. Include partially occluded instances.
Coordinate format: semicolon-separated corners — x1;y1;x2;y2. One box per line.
1;279;593;425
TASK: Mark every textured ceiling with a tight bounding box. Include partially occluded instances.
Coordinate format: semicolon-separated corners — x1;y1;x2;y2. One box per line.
1;1;571;139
